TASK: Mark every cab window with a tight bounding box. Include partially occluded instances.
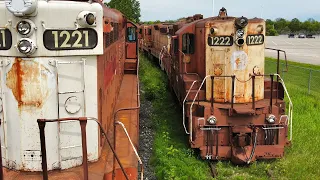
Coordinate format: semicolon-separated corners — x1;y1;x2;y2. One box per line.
127;27;136;42
173;38;179;54
182;33;194;54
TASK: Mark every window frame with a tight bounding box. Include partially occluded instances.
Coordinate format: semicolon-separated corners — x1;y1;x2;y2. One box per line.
126;26;137;42
182;33;195;54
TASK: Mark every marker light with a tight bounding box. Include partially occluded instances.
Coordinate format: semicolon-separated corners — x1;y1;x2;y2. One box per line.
266;114;276;124
207;116;217;125
17;38;36;55
77;11;97;27
86;13;95;25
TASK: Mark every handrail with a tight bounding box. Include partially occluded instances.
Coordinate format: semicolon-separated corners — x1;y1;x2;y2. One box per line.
189;75;213;142
187;73;293;142
0;120;3;180
274;74;293;141
265;47;288;73
37;117;130;180
115;121;144;180
182;80;198;134
112;53;141;179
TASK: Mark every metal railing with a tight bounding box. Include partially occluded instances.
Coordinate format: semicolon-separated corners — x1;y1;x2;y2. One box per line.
112;54;142;180
0;120;3;180
274;74;293;141
182;80;197;135
37;117;130;180
186;73;293;143
188;75;236;143
115;121;144;180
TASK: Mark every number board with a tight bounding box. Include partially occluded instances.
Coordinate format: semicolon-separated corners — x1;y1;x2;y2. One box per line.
208;36;233;46
0;29;12;50
246;34;264;45
43;28;98;50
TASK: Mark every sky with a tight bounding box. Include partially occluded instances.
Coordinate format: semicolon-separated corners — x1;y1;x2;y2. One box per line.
126;0;320;22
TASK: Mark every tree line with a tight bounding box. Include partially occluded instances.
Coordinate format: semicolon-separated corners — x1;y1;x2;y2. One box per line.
266;18;320;36
103;1;320;37
105;0;141;23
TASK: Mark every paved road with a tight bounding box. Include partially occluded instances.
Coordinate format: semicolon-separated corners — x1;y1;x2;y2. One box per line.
265;35;320;65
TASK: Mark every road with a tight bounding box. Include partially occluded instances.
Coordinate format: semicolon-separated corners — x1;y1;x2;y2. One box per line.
265;35;320;65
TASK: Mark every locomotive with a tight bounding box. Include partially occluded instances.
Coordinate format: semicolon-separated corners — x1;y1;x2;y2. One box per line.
0;0;141;179
139;8;293;164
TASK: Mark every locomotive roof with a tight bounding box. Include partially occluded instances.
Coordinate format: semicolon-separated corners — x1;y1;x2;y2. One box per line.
176;16;264;35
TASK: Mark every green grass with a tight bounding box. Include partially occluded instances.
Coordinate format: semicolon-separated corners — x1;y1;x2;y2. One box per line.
139;54;320;179
139;54;211;179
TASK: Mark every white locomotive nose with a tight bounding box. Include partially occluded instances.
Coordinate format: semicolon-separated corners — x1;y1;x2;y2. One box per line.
5;0;38;16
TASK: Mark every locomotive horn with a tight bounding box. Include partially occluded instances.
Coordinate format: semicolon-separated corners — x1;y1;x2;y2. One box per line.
235;16;248;28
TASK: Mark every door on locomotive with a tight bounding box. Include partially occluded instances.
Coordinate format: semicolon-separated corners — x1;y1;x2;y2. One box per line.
126;22;138;59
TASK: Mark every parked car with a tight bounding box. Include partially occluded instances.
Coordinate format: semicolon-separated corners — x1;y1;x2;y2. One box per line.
288;33;295;38
298;33;306;38
306;34;316;39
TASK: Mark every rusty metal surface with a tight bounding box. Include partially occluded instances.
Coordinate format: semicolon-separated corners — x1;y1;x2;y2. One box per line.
3;134;137;180
6;58;50;108
105;74;139;179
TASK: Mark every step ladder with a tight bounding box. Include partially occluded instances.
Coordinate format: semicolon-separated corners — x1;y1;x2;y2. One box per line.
56;59;87;169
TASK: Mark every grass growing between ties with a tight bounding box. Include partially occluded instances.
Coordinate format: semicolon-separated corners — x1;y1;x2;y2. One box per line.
139;54;212;179
140;54;320;179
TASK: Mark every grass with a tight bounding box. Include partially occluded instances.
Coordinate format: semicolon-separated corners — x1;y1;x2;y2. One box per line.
139;54;211;179
139;54;320;179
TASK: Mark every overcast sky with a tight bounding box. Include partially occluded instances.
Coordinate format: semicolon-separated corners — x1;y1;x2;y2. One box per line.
130;0;320;22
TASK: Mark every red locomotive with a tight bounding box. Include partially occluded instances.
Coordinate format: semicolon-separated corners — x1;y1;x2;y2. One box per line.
0;0;141;179
139;8;293;164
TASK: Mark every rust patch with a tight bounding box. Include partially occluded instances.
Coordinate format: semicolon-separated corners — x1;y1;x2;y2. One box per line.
6;58;51;108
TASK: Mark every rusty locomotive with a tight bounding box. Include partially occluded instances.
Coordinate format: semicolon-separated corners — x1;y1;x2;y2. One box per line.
139;8;293;164
0;0;141;179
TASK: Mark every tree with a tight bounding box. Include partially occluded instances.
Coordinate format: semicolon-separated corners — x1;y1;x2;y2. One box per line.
266;19;279;36
106;0;141;23
289;18;301;33
274;18;289;34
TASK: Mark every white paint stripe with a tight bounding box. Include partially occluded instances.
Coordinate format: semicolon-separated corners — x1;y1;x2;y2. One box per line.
304;43;315;47
285;41;294;45
272;41;278;45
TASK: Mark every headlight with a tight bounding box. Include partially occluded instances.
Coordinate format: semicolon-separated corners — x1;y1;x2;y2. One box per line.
236;29;244;38
16;19;35;37
266;114;276;124
236;38;245;46
17;21;31;35
17;38;36;55
207;116;217;125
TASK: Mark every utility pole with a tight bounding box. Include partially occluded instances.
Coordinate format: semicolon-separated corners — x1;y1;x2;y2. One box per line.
212;0;215;17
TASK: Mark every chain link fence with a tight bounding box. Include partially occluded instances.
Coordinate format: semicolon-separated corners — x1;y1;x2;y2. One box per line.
265;60;320;96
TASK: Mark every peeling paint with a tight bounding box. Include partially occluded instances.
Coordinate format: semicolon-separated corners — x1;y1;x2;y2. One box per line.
6;58;52;108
